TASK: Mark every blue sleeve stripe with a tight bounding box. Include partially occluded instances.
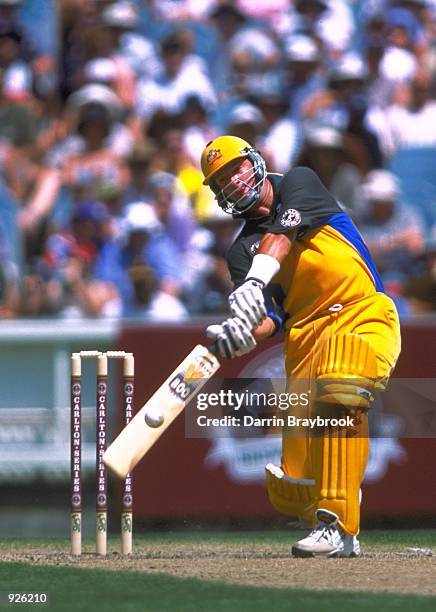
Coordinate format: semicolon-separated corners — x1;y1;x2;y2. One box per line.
264;284;288;335
325;213;385;293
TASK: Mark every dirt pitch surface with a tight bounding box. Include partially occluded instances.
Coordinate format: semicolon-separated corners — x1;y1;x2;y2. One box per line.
3;541;436;596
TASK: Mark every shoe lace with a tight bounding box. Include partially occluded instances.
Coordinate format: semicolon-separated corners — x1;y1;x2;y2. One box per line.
309;522;338;544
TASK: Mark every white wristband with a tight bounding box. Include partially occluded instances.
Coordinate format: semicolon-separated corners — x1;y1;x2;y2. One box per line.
246;253;280;286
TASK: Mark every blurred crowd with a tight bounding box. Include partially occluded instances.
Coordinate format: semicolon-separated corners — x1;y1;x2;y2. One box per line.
0;0;436;321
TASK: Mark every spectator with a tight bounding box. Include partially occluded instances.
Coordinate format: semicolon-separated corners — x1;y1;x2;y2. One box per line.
286;0;355;59
124;262;188;320
378;7;421;83
20;84;131;234
226;102;265;153
297;125;365;215
31;200;119;318
180;95;217;170
358;169;425;279
149;171;196;253
0;0;55;99
122;141;158;206
96;201;185;311
0;217;19;318
251;89;300;173
0;65;39;200
184;205;236;314
0;23;33;102
283;34;325;122
379;68;436;157
100;1;161;81
208;2;246;100
157;127;214;220
209;3;281;101
135;29;217;127
404;227;436;312
303;52;368;132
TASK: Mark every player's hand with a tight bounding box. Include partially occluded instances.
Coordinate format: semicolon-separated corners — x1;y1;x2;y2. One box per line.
228;279;267;328
206;316;256;359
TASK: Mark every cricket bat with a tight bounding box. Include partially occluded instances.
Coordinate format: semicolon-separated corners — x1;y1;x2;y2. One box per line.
103;344;220;478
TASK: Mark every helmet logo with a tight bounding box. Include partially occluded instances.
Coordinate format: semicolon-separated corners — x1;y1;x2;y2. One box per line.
280;208;301;228
206;148;222;166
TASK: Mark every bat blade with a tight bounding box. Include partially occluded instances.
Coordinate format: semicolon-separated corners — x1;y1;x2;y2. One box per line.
103;345;220;478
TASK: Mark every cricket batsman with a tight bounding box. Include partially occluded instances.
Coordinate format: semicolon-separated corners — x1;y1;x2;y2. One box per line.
201;135;401;557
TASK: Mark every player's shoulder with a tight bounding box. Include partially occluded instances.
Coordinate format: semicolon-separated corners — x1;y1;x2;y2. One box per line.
279;166;333;202
281;166;321;187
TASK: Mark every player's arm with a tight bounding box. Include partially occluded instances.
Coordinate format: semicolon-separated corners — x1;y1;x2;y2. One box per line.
258;231;295;262
207;235;292;357
228;230;296;328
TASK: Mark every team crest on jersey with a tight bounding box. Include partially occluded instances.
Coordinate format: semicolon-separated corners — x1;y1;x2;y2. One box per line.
280;208;301;228
206;148;222;166
250;240;260;255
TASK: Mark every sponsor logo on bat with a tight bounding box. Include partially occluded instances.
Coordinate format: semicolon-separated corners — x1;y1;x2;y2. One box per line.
168;356;213;401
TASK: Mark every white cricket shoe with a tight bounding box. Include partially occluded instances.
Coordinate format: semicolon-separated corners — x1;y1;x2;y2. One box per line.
291;509;360;558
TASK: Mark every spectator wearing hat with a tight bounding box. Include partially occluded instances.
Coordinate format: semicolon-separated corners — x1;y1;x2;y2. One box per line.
0;64;39;200
0;23;32;102
29;199;119;318
250;89;300;173
154;126;214;222
135;29;216;129
180;95;217;171
148;171;196;255
303;53;368;132
20;84;131;235
283;34;325;122
85;0;160;112
377;68;436;158
297;125;365;216
226;102;265;150
286;0;355;59
378;7;422;84
0;0;56;99
95;201;185;315
122;142;158;207
208;3;281;101
389;0;433;52
207;2;246;99
100;1;161;80
357;169;425;282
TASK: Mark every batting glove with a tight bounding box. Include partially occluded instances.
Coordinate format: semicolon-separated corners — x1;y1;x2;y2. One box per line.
206;316;257;359
228;279;267;328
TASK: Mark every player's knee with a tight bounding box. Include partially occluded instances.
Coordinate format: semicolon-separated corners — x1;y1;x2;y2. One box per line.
315;334;378;412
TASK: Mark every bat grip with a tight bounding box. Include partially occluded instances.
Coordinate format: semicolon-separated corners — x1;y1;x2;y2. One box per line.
208;343;218;357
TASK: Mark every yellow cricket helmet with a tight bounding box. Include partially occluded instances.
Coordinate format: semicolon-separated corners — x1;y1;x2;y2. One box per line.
201;135;253;186
201;135;267;215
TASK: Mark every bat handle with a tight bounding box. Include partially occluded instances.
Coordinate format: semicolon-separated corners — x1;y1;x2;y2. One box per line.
208;343;218;357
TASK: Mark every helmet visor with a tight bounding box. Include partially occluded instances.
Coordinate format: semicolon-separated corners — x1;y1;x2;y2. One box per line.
211;152;266;215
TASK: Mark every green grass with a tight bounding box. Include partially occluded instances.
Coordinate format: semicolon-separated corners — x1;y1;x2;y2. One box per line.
2;529;435;550
0;562;436;612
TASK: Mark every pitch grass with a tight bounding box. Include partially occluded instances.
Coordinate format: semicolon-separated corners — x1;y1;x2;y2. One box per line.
1;531;436;612
0;562;436;612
